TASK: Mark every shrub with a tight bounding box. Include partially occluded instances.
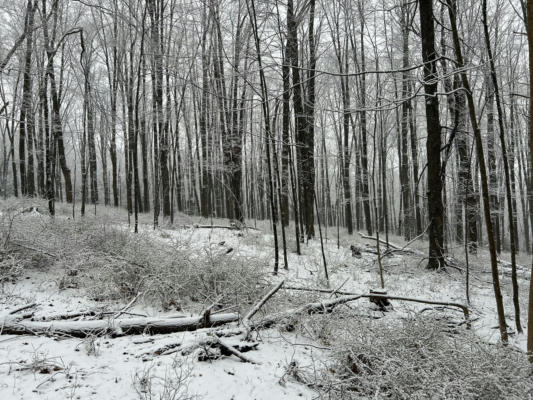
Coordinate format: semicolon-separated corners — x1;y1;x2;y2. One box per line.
309;312;533;399
0;200;267;311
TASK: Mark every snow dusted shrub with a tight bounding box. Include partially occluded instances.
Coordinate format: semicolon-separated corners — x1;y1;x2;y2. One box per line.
313;312;533;399
0;253;23;285
81;226;266;311
185;244;268;308
0;198;266;311
0;198;53;283
133;357;195;400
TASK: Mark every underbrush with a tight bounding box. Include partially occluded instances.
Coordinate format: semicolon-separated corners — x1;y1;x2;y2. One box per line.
0;198;267;312
302;311;533;399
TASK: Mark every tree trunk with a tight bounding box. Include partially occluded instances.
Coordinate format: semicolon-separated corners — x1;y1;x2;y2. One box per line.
525;0;533;361
19;0;37;196
400;2;412;239
358;1;372;236
482;0;521;333
419;0;444;270
447;0;508;344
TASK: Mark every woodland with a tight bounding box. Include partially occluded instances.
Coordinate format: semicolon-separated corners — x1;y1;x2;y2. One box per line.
1;0;533;399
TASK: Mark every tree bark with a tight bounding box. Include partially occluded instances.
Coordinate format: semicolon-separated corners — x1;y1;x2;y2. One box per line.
19;0;37;196
525;0;533;361
419;0;444;269
482;0;521;333
446;0;508;344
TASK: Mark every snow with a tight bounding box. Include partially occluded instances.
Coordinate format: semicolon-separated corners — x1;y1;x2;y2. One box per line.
0;215;530;399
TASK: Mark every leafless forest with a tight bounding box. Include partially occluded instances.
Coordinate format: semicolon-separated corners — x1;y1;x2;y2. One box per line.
1;0;533;399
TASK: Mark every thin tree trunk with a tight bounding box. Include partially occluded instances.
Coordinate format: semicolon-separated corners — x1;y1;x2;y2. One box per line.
482;0;521;333
524;0;533;361
447;0;508;344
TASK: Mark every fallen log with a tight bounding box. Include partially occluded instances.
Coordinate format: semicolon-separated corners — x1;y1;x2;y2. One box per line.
0;292;356;339
0;312;239;338
282;286;470;326
181;224;259;231
497;258;530;276
38;310;147;321
358;233;403;250
253;294;364;330
358;232;423;256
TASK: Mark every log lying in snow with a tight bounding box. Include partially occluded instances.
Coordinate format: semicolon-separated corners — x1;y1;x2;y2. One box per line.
0;312;239;338
180;224;259;231
0;288;471;341
359;233;467;273
497;258;530;277
282;285;470;326
358;232;424;256
253;294;364;329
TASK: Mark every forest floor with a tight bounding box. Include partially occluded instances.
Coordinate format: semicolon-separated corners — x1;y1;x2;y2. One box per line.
0;198;532;399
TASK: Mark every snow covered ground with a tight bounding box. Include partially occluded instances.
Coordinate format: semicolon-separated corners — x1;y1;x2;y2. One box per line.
0;207;530;399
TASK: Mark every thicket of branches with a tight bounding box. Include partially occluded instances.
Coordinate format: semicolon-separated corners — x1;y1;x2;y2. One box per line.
305;312;533;399
0;198;266;311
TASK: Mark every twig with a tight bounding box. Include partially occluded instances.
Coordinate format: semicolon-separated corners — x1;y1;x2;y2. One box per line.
35;371;63;389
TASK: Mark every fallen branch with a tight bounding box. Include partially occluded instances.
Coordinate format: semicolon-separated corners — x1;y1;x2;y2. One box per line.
358;232;402;250
244;280;285;322
282;286;470;326
253;294;364;330
213;336;260;364
113;292;142;319
38;311;99;321
243;279;284;338
498;258;530;276
380;225;430;258
211;295;366;338
8;303;38;315
358;232;423;256
9;241;58;259
39;310;147;321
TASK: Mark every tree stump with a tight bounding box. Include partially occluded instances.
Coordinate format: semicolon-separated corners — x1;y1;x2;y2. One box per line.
350;245;362;258
369;289;391;311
